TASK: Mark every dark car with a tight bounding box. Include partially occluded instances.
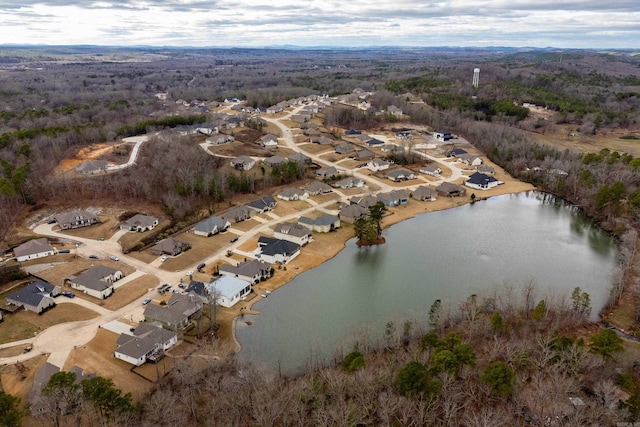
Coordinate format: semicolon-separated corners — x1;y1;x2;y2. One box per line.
63;291;75;298
57;249;70;254
89;255;99;259
197;262;205;271
230;237;239;243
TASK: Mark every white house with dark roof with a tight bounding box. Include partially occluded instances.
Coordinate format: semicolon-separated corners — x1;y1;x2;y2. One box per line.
298;215;340;233
247;196;277;213
120;214;159;232
13;238;55;262
364;138;385;147
114;323;178;366
54;210;98;230
6;281;61;313
67;265;123;299
193;216;231;237
465;172;499;190
256;236;300;265
219;259;272;284
273;222;312;246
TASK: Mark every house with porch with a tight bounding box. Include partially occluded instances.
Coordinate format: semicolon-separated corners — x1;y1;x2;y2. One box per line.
54;210;98;230
120;214;159;232
219;259;272;284
339;204;368;224
143;293;202;331
67;265;123;299
458;153;483;166
6;281;61;314
305;181;333;195
277;188;309;201
316;166;339;178
274;222;312;246
436;182;467;197
420;164;442;176
151;237;190;256
298;215;340;233
209;275;252;308
256;237;301;264
334;177;364;189
13;238;55;262
231;155;256;171
193;216;231;237
263;155;288;168
114;323;178;366
259;134;279;148
378;190;409;207
247;196;277;213
411;186;437;201
387;170;417;182
367;158;391;172
222;205;254;223
465;172;499;190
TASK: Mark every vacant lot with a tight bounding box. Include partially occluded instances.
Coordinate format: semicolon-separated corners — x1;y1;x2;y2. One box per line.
158;231;230;271
0;302;98;344
101;274;158;310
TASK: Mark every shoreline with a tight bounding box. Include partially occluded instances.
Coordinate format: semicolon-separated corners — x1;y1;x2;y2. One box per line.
225;179;537;356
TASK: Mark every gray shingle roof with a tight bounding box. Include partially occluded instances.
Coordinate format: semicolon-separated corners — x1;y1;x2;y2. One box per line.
13;238;53;258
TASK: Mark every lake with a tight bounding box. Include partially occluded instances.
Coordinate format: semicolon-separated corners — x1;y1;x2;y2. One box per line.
235;192;619;375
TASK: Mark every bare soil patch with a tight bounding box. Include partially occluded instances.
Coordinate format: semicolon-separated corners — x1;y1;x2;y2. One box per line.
101;274;158;310
233;128;263;143
208;140;272;158
159;231;230;271
52;142;133;176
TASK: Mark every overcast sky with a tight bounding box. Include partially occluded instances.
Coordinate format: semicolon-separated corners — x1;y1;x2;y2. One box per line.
0;0;638;49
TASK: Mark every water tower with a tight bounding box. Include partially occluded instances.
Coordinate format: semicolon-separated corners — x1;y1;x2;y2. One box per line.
472;68;480;88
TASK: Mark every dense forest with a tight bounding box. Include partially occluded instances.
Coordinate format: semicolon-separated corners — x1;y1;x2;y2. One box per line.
1;46;640;425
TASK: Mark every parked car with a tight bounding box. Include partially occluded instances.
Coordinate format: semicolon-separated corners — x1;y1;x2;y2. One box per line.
178;283;186;289
160;255;169;262
57;249;70;254
89;255;98;259
142;298;152;305
110;255;119;261
62;291;75;298
187;270;194;276
197;262;205;271
230;237;239;243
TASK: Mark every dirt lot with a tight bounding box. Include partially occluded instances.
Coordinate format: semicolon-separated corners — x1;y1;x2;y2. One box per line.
158;231;230;271
101;274;158;310
0;302;98;344
52;141;133;176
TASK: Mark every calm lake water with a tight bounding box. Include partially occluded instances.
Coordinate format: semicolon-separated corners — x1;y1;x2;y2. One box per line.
235;192;619;375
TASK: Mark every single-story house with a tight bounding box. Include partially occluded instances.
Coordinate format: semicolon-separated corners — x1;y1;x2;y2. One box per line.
67;265;123;299
334;177;365;189
458;153;483;166
344;129;361;135
206;134;234;145
367;158;391;172
54;210;98;230
208;275;252;308
6;281;61;314
29;363;95;415
193;216;231;237
435;130;453;141
381;144;398;153
151;237;190;256
305;181;333;195
273;222;312;246
257;237;301;265
313;136;334;145
259;134;279;148
411;186;437;201
298;215;340;233
364;138;385;147
378;190;409;207
387;170;417;182
266;105;283;114
14;238;55;263
354;149;375;161
231;155;256;171
222;206;254;223
144;293;202;331
395;130;411;139
316;166;339;178
120;214;159;232
420;164;442;176
339;204;368;224
303;128;321;137
247;196;278;213
335;143;356;155
446;148;467;158
263;155;288;168
288;153;311;165
476;164;495;175
219;259;272;284
465;172;499;190
75;159;108;174
114;323;178;366
388;105;403;116
350;195;379;209
436;182;467;197
277;188;309;201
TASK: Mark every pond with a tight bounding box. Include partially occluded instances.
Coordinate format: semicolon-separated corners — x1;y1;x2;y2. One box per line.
236;192;619;375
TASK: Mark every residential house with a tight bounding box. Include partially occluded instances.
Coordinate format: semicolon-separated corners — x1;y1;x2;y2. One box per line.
350;195;379;209
465;172;499;190
75;159;108;174
219;259;272;284
333;177;365;189
273;222;312;246
193;216;231;237
335;143;356;155
247;196;278;213
13;238;54;262
316;166;339;178
305;181;333;195
476;164;495;175
387;170;417;182
290;114;308;124
208;276;252;308
29;363;95;415
458;153;483;166
114;323;178;366
446;148;467;158
277;188;309;201
367;158;391;172
266;105;283;114
436;182;467;197
206;134;234;145
395;130;412;140
231;155;256;171
222;205;254;223
411;186;437;201
364;138;385;147
313;136;334;145
143;293;202;331
344;129;361;136
67;265;123;299
378;190;409;206
420;164;442;176
303;128;321;137
435;130;453;141
288;153;311;165
259;134;279;149
298;215;340;233
339;204;368;224
257;236;301;264
151;237;190;256
387;105;403;117
54;210;98;230
381;144;398;153
6;281;61;314
120;214;159;232
263;155;288;168
354;149;375;161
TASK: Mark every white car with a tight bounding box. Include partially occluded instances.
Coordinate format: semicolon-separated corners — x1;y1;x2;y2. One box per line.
109;255;119;261
187;270;194;276
161;255;169;262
